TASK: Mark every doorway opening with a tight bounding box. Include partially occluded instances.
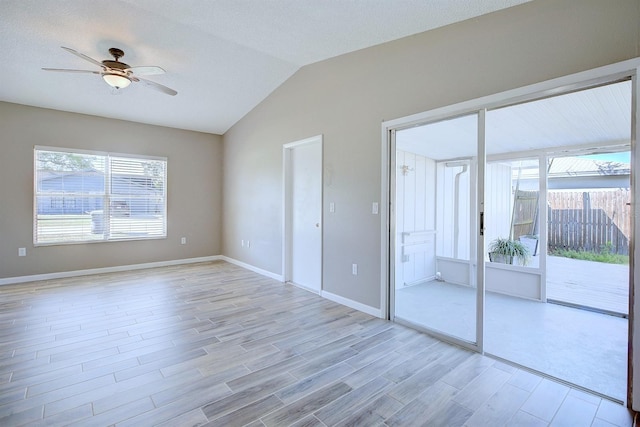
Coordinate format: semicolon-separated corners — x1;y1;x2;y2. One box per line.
283;135;323;293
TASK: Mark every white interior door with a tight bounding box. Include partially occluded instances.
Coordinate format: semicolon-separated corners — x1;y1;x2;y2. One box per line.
284;136;322;292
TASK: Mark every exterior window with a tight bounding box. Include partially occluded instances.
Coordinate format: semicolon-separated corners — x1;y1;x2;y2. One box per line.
34;147;167;245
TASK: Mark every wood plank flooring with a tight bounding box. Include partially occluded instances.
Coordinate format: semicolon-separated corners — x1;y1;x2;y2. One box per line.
0;261;634;426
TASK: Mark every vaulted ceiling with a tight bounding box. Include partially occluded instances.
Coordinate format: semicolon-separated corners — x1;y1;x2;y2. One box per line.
0;0;530;134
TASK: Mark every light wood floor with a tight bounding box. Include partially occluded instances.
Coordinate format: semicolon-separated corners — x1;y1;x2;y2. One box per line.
0;261;633;426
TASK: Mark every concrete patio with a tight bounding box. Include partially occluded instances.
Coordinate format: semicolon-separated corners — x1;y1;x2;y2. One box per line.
546;255;629;316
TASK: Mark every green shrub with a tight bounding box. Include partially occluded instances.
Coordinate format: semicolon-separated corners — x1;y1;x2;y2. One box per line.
489;238;531;265
549;248;628;265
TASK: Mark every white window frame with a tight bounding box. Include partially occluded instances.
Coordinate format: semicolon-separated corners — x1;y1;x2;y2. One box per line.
34;146;167;246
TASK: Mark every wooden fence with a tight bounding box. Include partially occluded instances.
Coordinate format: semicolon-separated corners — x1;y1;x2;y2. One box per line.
547;190;630;255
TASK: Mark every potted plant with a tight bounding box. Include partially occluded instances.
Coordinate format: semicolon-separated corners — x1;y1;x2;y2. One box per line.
518;234;539;256
489;237;530;266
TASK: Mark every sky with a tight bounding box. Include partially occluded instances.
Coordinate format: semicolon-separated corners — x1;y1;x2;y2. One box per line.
582;152;630;164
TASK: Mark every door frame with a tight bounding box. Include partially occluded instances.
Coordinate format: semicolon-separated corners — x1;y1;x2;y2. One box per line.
380;57;640;407
283;134;323;293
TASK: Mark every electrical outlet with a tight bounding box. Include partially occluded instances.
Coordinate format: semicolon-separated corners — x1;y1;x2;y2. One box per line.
352;263;358;275
181;237;186;245
372;202;379;214
18;248;26;257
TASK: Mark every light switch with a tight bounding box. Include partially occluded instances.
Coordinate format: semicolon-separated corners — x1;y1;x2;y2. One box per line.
372;202;379;214
18;248;26;257
329;202;335;213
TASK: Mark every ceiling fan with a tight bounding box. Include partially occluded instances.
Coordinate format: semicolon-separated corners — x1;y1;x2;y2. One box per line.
43;46;177;96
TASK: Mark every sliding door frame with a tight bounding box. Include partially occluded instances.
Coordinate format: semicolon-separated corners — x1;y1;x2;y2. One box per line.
381;57;640;408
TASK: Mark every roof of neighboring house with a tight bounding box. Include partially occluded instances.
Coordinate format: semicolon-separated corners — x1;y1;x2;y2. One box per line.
511;156;630;181
38;171;162;194
38;169;102;180
548;157;630;178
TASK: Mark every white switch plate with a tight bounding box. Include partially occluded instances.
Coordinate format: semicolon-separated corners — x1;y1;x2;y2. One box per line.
18;248;26;257
181;237;186;244
352;263;358;275
372;202;379;214
247;240;251;248
329;202;335;213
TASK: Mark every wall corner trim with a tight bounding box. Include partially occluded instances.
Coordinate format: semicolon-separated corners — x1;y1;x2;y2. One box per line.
320;290;384;318
0;256;223;286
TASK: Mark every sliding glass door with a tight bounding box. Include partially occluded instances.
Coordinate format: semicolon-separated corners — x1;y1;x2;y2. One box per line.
482;80;631;402
388;76;633;402
393;113;479;345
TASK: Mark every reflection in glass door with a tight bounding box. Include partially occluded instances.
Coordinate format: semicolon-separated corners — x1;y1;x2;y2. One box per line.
393;113;478;344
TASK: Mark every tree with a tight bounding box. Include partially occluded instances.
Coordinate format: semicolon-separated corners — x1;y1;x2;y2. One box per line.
142;160;166;190
596;161;627;175
37;152;97;171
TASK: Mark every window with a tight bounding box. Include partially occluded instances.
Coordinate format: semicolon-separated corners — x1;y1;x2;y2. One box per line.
34;146;167;245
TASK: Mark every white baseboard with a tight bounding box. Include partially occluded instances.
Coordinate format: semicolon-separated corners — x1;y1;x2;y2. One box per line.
321;290;384;318
220;257;383;318
219;256;284;282
1;254;384;320
286;281;321;295
0;256;222;286
403;275;436;287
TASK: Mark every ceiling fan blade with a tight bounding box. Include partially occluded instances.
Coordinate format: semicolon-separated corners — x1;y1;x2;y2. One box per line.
42;68;100;74
127;66;165;76
60;46;104;69
135;76;177;96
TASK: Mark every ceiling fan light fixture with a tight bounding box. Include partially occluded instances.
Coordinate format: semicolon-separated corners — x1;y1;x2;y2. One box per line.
102;73;131;89
45;47;176;95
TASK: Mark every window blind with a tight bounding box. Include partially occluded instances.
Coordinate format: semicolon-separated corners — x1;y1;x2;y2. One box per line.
34;147;167;245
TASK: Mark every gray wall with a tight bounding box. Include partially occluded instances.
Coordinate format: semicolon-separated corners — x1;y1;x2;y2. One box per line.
222;0;640;309
0;102;223;279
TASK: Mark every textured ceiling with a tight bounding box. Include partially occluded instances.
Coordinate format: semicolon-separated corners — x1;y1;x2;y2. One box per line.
0;0;530;134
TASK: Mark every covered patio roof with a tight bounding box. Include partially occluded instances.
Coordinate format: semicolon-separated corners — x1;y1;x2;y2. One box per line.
397;80;631;160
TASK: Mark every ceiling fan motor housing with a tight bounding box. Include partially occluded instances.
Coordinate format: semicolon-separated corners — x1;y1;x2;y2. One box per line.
102;60;129;70
103;48;129;70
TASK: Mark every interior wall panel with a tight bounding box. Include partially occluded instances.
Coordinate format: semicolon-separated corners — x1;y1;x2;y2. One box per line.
222;0;639;308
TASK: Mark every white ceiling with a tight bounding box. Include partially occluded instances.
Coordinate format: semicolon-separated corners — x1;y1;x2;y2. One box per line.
0;0;531;134
397;80;632;160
